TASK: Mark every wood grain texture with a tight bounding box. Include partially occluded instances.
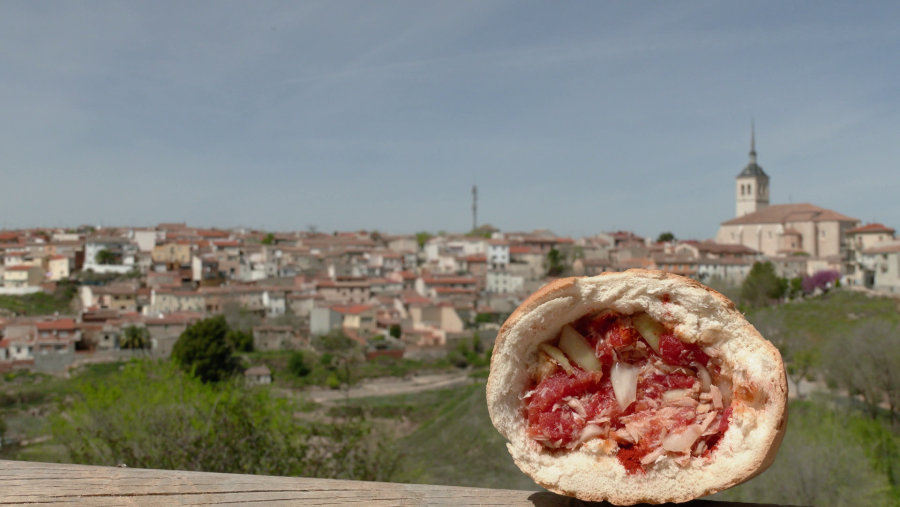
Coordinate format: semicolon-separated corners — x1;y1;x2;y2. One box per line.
0;460;789;506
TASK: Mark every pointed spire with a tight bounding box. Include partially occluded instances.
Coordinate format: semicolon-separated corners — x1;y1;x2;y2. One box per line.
749;118;757;165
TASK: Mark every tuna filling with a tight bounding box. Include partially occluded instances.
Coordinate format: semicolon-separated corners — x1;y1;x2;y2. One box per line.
523;309;734;474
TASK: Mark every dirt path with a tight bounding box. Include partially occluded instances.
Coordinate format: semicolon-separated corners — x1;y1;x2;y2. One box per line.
306;372;473;404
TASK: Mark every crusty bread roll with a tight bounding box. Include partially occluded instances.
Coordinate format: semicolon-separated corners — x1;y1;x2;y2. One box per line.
486;269;787;505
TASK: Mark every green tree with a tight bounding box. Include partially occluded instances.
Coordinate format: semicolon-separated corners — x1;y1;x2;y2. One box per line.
741;261;786;307
261;233;275;245
172;316;240;383
120;325;150;351
656;232;676;243
226;329;254;353
415;231;433;249
389;324;402;338
546;247;565;277
288;351;312;378
826;320;900;422
471;332;483;354
475;313;496;324
95;249;119;265
788;276;803;299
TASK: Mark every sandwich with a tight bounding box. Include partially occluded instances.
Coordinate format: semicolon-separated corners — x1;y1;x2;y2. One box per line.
486;269;787;505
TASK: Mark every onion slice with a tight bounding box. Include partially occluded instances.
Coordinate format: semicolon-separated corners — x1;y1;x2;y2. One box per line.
579;424;606;443
558;325;603;372
691;361;712;392
710;385;724;410
716;377;734;406
662;425;703;453
611;362;640;410
633;313;664;352
662;389;690;402
539;343;574;375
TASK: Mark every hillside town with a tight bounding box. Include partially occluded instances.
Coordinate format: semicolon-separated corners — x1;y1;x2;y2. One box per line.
1;136;898;374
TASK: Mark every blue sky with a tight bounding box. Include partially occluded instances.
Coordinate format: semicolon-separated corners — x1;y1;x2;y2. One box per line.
2;1;899;239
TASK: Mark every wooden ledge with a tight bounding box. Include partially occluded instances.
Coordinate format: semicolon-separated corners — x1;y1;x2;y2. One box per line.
0;460;784;506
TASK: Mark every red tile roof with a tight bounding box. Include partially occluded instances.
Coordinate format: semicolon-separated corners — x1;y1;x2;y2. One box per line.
721;203;859;225
399;292;432;305
196;229;231;238
36;319;76;331
847;223;895;234
317;279;370;288
864;241;900;254
422;276;478;285
434;287;477;294
330;304;373;315
695;242;759;255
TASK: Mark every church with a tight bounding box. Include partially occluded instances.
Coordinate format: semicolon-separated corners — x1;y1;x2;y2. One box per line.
715;128;859;265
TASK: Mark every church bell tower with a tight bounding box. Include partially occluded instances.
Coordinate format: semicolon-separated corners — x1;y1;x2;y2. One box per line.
735;122;770;217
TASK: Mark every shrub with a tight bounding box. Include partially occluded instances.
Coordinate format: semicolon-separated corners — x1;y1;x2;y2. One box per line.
52;360;400;481
288;351;312;378
802;270;842;294
741;261;786;307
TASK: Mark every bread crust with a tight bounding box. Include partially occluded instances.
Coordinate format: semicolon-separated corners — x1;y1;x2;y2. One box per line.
486;269;787;505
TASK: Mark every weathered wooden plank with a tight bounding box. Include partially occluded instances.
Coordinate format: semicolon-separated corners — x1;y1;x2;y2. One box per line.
0;460;788;506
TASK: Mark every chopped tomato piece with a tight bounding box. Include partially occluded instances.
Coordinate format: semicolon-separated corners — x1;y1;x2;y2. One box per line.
659;332;710;367
607;322;639;348
718;406;733;434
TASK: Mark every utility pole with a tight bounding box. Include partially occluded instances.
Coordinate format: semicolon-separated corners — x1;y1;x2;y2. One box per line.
472;185;478;232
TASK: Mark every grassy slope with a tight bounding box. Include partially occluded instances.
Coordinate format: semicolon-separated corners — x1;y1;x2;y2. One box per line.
746;289;899;336
397;384;541;491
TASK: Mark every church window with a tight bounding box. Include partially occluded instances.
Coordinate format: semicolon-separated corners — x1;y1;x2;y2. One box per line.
768;231;772;239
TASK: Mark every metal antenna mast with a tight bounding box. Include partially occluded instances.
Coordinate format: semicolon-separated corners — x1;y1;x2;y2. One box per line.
472;185;478;231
